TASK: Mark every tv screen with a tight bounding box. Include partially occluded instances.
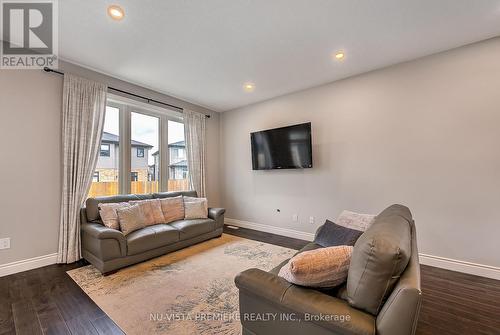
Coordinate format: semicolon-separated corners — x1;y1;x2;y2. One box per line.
251;122;312;170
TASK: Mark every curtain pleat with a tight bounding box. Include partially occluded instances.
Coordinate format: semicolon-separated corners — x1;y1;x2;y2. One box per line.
57;74;107;263
184;110;207;197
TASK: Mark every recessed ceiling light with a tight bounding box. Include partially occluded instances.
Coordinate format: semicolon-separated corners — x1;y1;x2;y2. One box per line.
107;5;125;21
334;52;345;60
243;82;255;92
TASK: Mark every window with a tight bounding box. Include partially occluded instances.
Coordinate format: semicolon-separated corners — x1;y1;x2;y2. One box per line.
131;112;159;194
87;96;190;198
168;120;189;191
137;147;144;157
89;106;120;198
100;144;110;157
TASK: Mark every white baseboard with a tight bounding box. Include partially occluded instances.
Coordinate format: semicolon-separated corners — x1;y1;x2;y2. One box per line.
226;218;500;280
419;253;500;280
0;253;58;277
226;218;315;241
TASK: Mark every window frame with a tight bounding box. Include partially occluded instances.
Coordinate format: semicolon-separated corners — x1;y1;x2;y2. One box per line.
106;94;185;194
100;143;110;157
136;147;145;158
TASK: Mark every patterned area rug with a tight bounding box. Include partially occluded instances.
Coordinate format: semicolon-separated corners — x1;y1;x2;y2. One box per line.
68;234;294;335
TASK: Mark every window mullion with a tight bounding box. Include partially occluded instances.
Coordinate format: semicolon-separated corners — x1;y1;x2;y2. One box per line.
119;105;131;194
160;115;169;192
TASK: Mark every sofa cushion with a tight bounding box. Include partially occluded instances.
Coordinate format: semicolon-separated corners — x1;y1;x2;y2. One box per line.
98;202;131;230
116;204;147;236
170;219;215;240
126;224;180;255
314;220;364;247
86;194;140;222
130;199;165;226
159;196;185;223
336;210;376;232
278;245;353;288
346;204;412;315
183;196;208;219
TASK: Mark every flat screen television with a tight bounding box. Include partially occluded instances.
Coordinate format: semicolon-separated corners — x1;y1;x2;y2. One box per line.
251;122;312;170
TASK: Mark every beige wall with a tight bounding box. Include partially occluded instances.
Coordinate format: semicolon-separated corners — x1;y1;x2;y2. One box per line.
0;61;220;265
220;38;500;268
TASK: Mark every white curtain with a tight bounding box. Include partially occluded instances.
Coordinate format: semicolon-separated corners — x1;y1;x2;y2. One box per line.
57;74;107;263
184;109;207;197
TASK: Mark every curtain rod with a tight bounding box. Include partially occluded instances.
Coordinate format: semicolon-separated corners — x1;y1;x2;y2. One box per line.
43;67;210;118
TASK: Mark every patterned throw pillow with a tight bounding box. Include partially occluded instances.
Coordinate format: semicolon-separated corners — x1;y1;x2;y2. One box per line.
159;196;185;223
183;196;208;220
336;210;376;232
98;202;131;230
116;204;147;236
278;246;353;288
130;199;165;226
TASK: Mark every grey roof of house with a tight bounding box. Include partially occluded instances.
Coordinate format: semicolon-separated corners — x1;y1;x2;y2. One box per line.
102;132;153;148
169;159;187;167
152;140;186;156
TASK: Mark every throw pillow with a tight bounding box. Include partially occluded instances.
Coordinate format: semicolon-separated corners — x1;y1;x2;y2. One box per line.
130;199;165;226
336;210;376;232
278;246;353;288
314;220;364;247
183;196;208;219
159;196;185;223
98;202;131;230
116;204;147;236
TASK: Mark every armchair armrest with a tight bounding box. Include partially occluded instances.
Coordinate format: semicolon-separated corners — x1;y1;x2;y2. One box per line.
235;268;376;335
208;207;225;229
81;223;127;259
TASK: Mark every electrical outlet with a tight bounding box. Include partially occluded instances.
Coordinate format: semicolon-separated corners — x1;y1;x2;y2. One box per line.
0;238;10;250
309;216;315;224
292;214;298;222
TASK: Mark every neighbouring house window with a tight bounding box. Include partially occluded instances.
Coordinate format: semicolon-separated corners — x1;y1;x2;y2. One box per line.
100;143;110;156
131;172;138;181
92;172;100;182
137;147;144;157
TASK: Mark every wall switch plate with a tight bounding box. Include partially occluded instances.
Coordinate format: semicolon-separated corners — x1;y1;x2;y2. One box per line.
292;214;298;222
0;238;10;250
309;216;315;224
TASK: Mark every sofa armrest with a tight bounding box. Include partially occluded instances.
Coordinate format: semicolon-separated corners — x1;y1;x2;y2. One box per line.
235;268;375;335
81;223;127;259
82;223;125;240
208;208;225;229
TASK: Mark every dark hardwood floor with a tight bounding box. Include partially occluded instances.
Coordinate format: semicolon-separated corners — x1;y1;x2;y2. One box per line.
1;226;499;335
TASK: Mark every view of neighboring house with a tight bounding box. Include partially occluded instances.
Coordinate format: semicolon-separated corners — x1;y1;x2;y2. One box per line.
93;132;153;182
151;140;188;181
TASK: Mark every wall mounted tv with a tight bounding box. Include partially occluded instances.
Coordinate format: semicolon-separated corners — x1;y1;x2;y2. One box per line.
251;122;312;170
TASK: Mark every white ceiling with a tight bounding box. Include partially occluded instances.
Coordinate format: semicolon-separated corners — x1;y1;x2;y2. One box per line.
59;0;500;112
